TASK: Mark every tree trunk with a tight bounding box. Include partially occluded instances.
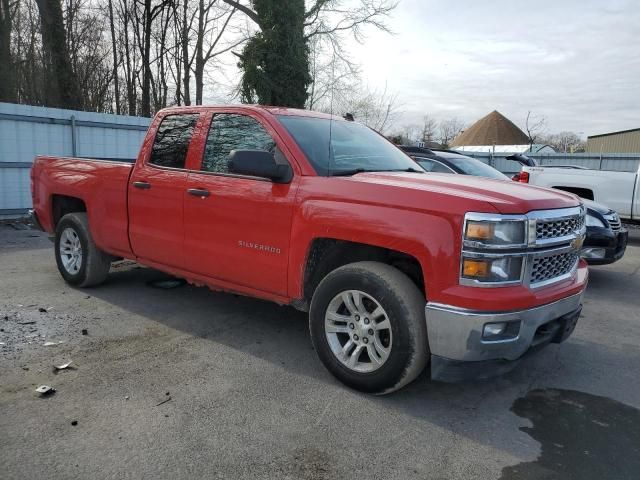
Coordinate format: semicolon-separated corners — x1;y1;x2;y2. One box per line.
122;0;136;115
34;0;82;109
107;0;121;114
194;0;205;105
140;0;152;117
181;0;191;105
0;0;14;102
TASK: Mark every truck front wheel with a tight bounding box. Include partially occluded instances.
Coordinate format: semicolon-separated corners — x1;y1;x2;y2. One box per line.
309;261;429;394
54;213;111;287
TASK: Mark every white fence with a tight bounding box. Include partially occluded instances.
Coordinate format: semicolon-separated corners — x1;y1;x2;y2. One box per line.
0;102;150;218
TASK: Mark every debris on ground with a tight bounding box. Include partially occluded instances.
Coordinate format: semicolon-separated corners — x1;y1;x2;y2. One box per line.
35;385;55;396
71;420;78;426
81;329;88;336
18;321;36;325
43;341;57;346
54;361;73;371
38;308;47;313
146;278;186;289
154;396;172;407
8;222;29;230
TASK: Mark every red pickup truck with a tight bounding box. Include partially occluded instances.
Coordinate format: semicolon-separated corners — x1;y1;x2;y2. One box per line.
30;105;588;393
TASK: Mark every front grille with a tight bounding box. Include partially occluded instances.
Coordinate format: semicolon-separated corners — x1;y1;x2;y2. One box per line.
536;215;584;240
604;213;621;232
530;252;579;285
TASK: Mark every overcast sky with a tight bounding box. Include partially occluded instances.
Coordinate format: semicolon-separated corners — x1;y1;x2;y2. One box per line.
347;0;639;136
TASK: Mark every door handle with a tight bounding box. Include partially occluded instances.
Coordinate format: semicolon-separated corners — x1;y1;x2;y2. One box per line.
187;188;210;198
133;181;151;189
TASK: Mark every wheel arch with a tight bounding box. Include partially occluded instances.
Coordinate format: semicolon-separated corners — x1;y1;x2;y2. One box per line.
51;194;87;227
297;238;426;311
552;186;594;200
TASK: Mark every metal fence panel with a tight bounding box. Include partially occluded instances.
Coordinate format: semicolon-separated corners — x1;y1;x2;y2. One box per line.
0;102;150;217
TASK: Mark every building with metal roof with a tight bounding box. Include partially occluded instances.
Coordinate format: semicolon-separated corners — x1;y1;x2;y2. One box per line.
586;128;640;153
450;110;530;147
450;110;555;154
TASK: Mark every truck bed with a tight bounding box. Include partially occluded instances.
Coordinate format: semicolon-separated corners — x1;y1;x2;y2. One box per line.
31;156;135;258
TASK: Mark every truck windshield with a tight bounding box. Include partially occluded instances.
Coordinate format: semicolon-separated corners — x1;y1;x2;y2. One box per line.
277;115;420;176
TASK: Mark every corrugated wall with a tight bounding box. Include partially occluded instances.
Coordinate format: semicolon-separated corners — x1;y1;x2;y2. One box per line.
0;102;150;217
586;130;640;154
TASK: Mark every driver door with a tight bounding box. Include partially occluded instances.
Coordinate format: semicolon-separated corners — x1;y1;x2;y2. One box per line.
183;112;298;296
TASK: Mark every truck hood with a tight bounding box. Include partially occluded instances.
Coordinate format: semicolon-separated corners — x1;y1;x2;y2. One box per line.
346;172;581;214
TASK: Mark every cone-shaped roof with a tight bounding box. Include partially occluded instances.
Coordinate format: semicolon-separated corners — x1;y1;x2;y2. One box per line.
450;110;529;147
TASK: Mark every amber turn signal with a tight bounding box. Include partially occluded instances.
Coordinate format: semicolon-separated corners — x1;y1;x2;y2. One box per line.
462;259;490;278
466;222;493;240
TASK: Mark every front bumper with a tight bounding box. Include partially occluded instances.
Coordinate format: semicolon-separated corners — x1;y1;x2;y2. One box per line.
582;226;628;265
425;291;584;382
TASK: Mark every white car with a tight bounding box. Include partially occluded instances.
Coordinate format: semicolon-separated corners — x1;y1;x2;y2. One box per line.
510;154;640;222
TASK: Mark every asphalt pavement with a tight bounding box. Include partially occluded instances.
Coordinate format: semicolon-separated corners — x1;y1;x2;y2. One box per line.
1;224;639;480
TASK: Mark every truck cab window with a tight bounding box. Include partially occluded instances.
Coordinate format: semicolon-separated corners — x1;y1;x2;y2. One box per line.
149;114;199;169
202;114;276;173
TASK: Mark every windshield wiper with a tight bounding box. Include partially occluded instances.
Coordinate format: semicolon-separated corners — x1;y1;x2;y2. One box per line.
386;167;424;173
329;168;369;176
329;167;424;177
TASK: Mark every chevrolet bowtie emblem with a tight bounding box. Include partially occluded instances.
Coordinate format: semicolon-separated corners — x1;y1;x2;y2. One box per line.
571;234;585;251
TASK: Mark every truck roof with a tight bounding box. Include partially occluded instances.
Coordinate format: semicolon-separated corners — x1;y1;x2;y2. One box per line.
157;104;344;121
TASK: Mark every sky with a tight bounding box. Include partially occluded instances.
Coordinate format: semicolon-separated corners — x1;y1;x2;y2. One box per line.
346;0;640;137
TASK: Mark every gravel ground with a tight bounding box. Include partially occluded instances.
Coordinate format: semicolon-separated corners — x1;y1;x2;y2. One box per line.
1;224;639;480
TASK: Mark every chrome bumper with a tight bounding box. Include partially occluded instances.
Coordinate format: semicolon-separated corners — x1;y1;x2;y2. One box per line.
425;291;584;363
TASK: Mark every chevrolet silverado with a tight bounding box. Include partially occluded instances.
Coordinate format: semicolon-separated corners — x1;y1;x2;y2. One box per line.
30;106;588;393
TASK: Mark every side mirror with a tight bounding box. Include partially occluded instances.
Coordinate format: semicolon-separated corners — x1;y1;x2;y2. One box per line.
228;150;293;183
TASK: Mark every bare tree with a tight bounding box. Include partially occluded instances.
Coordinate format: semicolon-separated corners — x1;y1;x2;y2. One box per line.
542;132;585;153
330;82;401;134
193;0;241;105
34;0;81;109
525;110;546;146
0;0;18;102
420;115;438;144
438;118;465;148
107;0;121;113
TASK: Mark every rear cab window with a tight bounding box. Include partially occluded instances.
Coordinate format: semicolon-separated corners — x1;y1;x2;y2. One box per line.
149;114;199;169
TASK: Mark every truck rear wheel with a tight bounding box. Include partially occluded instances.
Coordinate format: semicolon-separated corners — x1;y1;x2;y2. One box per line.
54;213;111;287
309;261;428;394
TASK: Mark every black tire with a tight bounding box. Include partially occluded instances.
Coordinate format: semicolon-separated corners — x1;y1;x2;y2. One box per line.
309;261;428;394
54;212;111;287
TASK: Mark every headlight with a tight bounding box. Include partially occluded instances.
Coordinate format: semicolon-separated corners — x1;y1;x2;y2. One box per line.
585;213;605;228
464;216;527;247
461;255;524;285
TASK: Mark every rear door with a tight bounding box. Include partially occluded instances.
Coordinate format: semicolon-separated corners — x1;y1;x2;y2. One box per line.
183;111;298;296
128;113;200;268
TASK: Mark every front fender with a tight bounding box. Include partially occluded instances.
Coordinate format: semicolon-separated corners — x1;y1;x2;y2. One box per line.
287;198;461;300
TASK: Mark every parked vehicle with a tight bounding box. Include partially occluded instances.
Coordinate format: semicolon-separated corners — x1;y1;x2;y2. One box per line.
401;147;628;265
30;106;588;393
400;146;509;180
508;153;640;222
